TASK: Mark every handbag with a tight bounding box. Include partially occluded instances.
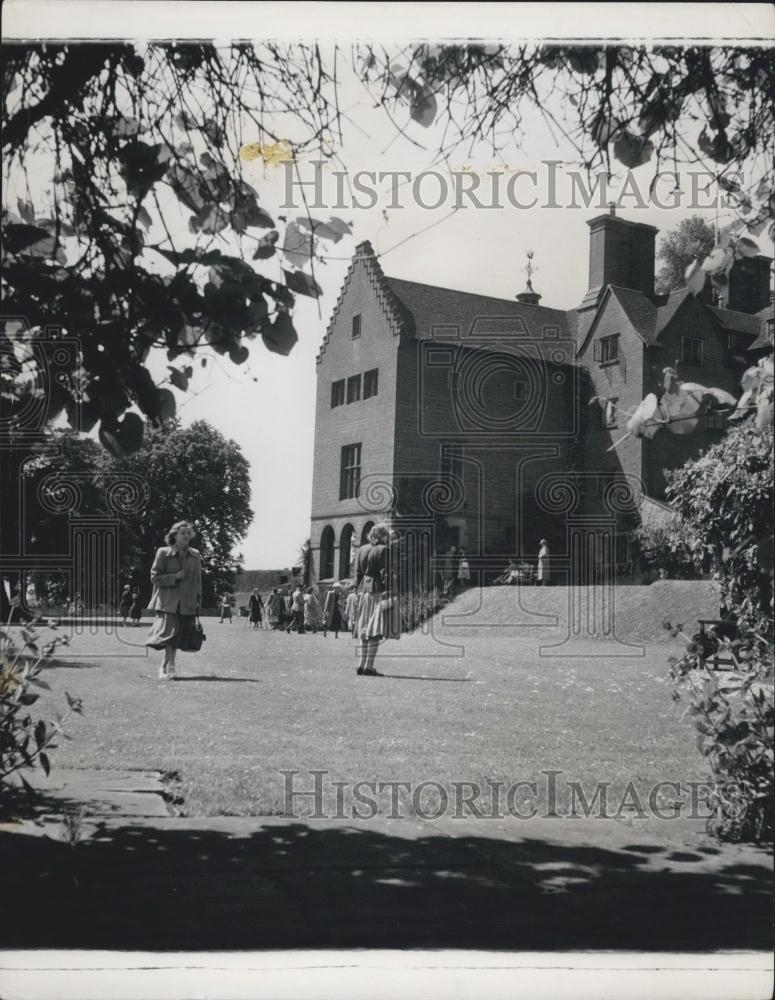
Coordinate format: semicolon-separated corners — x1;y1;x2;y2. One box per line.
185;616;206;652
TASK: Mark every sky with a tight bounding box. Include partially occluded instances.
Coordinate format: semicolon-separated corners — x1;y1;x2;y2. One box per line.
153;54;772;570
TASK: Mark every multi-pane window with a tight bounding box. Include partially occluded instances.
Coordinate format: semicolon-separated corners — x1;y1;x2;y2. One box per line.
339;443;362;500
346;374;361;403
682;336;703;365
594;334;620;364
352;314;362;339
330;379;345;408
363;368;379;399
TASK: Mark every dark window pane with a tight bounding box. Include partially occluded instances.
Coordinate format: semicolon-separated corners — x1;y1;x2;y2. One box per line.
364;368;379;399
331;379;345;408
347;374;361;403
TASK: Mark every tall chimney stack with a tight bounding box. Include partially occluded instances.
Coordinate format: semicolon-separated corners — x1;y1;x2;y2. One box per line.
578;211;658;311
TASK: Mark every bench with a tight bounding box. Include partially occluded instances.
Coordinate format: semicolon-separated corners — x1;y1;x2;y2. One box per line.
696;618;739;670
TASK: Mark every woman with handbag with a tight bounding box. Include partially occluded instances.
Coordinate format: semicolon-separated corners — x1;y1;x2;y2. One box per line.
354;522;399;677
144;520;203;680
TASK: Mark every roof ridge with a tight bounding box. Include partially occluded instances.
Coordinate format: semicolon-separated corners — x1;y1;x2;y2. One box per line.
385;274;566;315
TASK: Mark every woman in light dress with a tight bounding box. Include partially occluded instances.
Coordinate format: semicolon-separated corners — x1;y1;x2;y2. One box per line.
144;520;202;680
353;522;400;677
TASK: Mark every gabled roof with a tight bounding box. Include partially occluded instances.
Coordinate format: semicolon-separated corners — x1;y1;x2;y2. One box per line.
654;287;693;338
608;286;658;344
317;241;412;363
384;276;572;340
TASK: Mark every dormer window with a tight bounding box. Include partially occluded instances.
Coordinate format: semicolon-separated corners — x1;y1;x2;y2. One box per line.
594;334;620;364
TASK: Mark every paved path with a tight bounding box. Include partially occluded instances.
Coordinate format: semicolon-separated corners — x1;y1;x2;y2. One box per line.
1;766;771;952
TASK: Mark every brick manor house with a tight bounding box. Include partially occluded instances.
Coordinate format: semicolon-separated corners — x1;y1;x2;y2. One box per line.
309;209;773;586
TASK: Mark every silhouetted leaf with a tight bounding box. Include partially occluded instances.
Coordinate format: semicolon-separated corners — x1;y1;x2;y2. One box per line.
262;311;298;356
283;268;322;298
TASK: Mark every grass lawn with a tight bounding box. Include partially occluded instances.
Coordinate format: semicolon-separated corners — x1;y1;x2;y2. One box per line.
26;612;709;820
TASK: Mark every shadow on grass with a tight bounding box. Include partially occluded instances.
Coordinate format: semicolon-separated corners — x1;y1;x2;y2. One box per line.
378;673;472;683
171;675;263;684
1;815;771;952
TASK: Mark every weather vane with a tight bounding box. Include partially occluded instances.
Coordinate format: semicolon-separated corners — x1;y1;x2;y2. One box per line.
523;249;538;292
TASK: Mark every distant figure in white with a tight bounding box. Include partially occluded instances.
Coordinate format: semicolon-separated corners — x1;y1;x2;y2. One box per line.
537;540;551;587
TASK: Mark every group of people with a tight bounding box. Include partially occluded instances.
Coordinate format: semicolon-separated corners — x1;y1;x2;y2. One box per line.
258;583;357;638
494;541;551;586
118;585;145;626
141;519;402;680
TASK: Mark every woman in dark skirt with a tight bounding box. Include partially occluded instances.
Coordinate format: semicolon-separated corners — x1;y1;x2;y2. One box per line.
248;589;265;629
144;520;202;680
129;586;143;627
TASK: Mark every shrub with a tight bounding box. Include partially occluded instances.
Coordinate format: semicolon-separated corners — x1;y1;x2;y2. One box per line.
665;619;774;843
632;518;703;581
0;619;83;798
664;422;773;627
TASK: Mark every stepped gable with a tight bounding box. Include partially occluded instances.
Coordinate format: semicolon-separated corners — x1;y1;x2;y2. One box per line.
317;241;413;363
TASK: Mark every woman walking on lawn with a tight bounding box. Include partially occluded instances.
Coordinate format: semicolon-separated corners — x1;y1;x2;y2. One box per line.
286;586;305;634
345;584;359;637
323;582;344;638
248;588;265;629
266;588;283;629
354;522;399;677
219;592;234;623
118;584;132;625
145;520;202;680
129;586;143;626
304;587;322;633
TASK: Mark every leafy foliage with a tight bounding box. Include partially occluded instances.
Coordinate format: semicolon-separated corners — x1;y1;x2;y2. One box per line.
20;421;253;606
2;42;349;455
631;519;702;581
112;420;253;604
0;619;82;795
662;422;773;627
665;619;773;843
358;44;774;237
655;217;716;293
652;418;774;844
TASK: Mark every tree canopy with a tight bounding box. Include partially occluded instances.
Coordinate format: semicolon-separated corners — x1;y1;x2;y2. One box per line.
20;419;252;605
655;217;717;293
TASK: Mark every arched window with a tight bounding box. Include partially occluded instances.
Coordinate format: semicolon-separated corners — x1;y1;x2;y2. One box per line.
319;525;335;580
339;523;355;580
361;521;375;545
